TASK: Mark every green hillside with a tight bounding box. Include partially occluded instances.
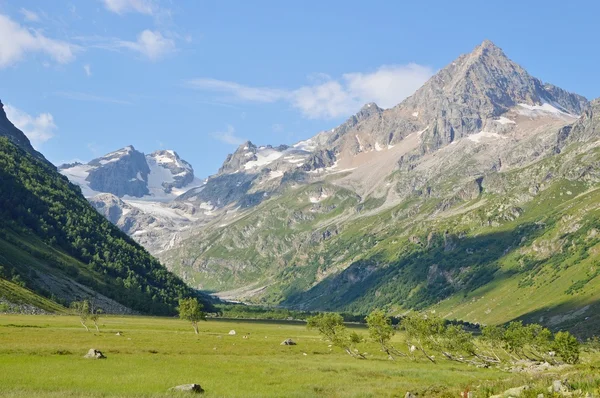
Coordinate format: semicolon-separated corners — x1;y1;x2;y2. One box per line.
162;103;600;336
0;137;208;315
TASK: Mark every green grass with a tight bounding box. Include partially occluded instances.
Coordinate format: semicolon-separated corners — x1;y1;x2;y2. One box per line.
0;279;67;313
0;314;565;398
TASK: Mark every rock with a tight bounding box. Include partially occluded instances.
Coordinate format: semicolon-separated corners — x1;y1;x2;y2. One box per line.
551;380;569;393
83;349;106;359
280;339;297;346
168;384;204;393
502;385;529;397
228;330;236;335
404;393;416;398
116;332;122;336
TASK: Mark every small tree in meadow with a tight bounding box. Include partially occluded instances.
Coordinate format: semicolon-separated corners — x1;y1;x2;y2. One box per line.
553;331;580;364
89;302;103;333
366;309;405;359
178;298;206;334
401;312;444;363
71;300;90;332
307;313;365;359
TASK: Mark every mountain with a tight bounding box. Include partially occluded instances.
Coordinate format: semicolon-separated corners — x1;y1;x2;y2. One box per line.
0;100;51;166
59;146;203;200
60;146;206;254
153;40;600;336
0;124;210;315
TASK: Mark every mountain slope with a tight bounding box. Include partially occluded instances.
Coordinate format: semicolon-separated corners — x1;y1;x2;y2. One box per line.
0;100;50;166
59;146;207;254
0;136;209;315
155;41;600;335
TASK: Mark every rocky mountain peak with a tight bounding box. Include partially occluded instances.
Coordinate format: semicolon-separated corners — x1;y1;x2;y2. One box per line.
218;141;259;174
392;40;589;151
147;149;195;193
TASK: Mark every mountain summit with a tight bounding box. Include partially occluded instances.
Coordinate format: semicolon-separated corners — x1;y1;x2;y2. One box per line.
398;40;588;150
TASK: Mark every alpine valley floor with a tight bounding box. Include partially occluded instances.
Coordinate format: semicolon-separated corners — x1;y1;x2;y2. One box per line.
1;314;600;397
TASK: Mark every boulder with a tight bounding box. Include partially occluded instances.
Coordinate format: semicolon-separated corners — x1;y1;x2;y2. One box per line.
168;384;204;393
280;339;297;346
83;349;106;359
228;330;236;335
503;385;529;397
550;380;570;393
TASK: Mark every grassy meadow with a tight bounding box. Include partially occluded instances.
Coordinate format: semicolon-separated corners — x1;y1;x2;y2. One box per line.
1;314;599;397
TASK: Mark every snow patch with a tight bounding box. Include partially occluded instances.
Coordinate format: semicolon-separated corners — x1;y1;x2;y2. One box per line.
355;134;364;152
495;116;516;125
467;131;507;143
267;170;284;180
244;148;284;170
517;103;577;119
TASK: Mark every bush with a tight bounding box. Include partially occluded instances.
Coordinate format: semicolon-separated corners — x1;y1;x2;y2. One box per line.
554;331;580;364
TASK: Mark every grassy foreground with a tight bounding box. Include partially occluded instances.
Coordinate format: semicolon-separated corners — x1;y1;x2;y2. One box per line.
0;315;597;397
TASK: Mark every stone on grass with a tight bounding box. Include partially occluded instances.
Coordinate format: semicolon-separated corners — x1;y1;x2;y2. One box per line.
83;349;106;359
228;330;236;335
503;385;529;396
168;384;204;393
280;339;297;346
405;393;416;398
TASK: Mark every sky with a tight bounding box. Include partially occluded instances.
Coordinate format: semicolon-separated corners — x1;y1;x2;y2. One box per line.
1;0;599;178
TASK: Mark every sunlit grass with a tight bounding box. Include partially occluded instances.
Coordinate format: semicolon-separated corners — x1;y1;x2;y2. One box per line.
0;314;524;397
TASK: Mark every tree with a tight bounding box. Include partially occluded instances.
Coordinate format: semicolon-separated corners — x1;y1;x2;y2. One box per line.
401;312;445;363
307;313;365;359
178;298;206;334
366;309;405;359
553;331;580;364
89;301;103;333
71;300;90;332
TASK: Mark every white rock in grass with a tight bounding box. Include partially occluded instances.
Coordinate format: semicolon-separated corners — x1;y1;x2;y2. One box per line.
168;384;204;393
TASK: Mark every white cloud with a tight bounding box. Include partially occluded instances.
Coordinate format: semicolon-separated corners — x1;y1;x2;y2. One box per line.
101;0;155;15
187;78;286;103
83;64;92;76
117;30;175;60
55;91;132;105
0;14;77;68
185;64;433;119
20;8;40;22
4;104;57;148
212;125;245;146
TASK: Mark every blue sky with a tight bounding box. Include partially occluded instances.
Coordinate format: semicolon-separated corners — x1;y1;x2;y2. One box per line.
1;0;599;178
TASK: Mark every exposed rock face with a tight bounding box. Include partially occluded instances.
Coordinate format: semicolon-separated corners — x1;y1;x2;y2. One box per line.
86;146;150;197
88;192;199;254
60;146;202;199
219;141;258;174
60;147;205;255
147;150;195;192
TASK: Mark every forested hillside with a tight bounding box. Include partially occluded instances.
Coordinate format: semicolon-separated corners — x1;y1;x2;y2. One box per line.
0;137;208;315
